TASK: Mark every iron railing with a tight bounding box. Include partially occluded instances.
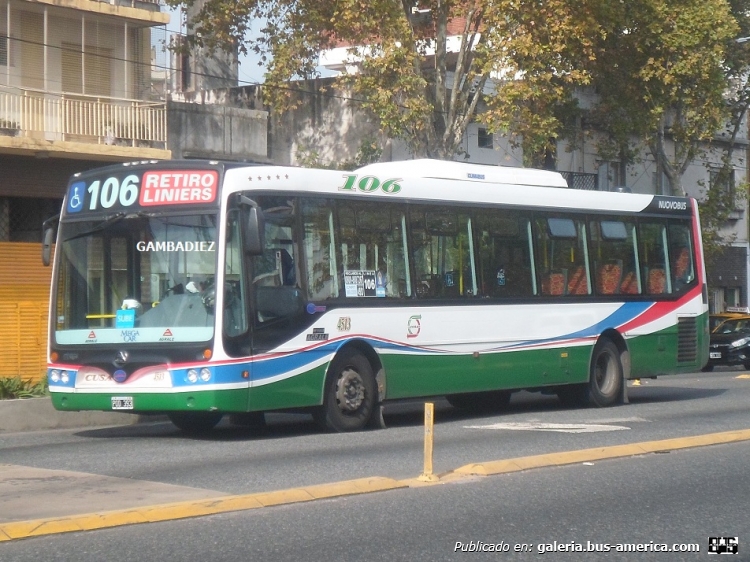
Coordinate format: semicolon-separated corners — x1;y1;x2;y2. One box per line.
560;171;599;191
0;85;166;149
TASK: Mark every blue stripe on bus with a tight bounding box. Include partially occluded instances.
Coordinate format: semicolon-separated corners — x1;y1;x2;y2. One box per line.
174;301;657;385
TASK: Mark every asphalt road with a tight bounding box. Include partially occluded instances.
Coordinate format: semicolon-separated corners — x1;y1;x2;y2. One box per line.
1;371;748;494
1;437;747;561
0;369;749;560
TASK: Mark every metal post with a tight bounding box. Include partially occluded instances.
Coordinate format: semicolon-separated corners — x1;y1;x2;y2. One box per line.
418;402;439;482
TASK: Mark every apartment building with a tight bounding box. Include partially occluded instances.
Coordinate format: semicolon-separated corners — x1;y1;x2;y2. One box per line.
0;0;169;380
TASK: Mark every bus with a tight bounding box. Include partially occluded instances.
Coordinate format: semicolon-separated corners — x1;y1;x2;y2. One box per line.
43;159;709;433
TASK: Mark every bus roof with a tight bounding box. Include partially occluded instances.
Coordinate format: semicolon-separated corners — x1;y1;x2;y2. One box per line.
354;159;570;188
225;160;691;216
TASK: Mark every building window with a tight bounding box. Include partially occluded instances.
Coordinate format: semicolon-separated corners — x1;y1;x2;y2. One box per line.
0;36;7;67
478;128;494;149
598;161;625;191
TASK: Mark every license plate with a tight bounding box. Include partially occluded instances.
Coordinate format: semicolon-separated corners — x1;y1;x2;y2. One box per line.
111;396;133;410
709;352;722;359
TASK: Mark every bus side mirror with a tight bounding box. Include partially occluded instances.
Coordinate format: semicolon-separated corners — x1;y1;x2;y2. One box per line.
41;216;58;266
242;205;265;256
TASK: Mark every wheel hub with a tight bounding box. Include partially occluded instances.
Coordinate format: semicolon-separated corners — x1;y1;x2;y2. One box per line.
335;368;365;412
595;353;617;394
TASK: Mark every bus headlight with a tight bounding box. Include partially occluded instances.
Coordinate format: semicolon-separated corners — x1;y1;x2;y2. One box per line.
60;371;70;384
187;369;199;383
200;368;211;382
50;370;60;383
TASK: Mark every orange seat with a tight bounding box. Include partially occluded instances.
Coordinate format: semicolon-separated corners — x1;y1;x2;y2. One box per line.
647;268;666;294
596;263;622;295
620;271;639;294
542;272;566;295
567;266;589;295
672;247;690;281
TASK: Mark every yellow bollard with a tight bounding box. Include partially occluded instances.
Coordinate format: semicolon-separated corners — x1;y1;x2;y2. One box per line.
418;402;439;482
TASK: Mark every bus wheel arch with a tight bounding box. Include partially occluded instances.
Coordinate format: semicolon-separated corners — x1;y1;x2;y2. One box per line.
314;341;381;432
557;330;628;408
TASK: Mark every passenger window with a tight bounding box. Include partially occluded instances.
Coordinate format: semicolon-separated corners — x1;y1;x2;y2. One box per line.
410;207;477;298
301;198;339;300
535;217;590;296
668;223;695;292
476;210;534;297
337;202;411;298
590;219;640;295
638;222;671;295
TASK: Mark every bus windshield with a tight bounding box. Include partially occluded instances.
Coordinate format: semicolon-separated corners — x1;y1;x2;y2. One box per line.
53;212;218;345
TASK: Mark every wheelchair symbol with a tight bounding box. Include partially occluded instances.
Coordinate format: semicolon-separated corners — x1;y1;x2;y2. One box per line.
67;182;85;213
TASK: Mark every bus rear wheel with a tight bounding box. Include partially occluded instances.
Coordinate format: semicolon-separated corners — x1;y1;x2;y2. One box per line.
168;411;223;433
587;339;623;407
557;339;623;408
314;349;376;432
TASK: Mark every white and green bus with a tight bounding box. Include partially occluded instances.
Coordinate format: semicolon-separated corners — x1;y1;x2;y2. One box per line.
44;159;709;432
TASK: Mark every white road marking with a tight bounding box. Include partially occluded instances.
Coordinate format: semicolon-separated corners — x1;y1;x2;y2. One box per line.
464;422;631;433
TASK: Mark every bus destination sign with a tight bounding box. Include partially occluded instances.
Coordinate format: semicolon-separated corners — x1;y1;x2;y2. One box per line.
65;170;219;215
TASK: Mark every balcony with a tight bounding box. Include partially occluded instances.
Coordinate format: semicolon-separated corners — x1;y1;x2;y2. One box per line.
559;171;599;190
0;85;169;160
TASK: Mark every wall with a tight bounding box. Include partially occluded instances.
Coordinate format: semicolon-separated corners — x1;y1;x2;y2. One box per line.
167;99;268;162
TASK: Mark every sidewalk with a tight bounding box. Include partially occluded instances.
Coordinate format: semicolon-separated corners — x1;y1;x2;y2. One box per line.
0;397;144;433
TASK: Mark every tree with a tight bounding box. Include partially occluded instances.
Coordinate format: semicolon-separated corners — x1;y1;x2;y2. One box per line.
697;0;750;264
582;0;739;196
169;0;742;174
167;0;598;161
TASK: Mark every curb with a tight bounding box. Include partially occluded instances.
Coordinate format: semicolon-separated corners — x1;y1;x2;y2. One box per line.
450;428;750;476
0;477;407;542
0;398;145;433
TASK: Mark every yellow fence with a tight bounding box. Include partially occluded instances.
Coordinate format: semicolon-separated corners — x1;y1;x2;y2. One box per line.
0;243;51;383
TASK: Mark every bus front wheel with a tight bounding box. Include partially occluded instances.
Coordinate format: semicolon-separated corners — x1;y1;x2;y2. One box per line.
168;411;223;433
314;349;376;432
587;339;623;407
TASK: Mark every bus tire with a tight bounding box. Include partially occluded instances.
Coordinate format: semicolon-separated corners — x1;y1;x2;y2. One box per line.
314;349;376;432
587;339;623;407
446;390;511;412
168;411;223;433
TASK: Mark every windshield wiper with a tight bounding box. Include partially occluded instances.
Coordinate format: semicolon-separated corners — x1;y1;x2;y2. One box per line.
64;212;127;242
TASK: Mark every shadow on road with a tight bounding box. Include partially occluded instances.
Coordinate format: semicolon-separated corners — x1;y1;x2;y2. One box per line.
74;383;730;440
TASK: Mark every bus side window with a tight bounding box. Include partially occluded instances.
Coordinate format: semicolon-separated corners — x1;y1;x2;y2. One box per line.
410;207;477;299
638;222;671;294
476;211;534;298
336;201;410;298
668;223;695;292
535;217;590;296
301;199;338;300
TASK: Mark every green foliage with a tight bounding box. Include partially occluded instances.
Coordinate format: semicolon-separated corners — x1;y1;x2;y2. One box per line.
296;135;383;171
698;173;749;269
169;0;747;174
0;376;48;400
